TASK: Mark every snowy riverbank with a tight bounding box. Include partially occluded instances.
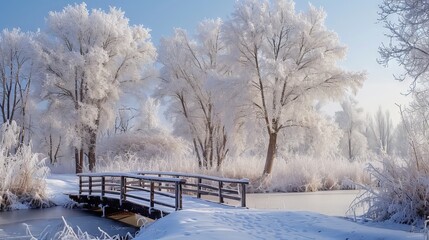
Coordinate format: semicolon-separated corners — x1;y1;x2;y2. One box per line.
1;174;425;239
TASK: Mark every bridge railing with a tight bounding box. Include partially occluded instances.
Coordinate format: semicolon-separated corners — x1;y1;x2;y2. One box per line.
77;172;186;211
134;171;249;207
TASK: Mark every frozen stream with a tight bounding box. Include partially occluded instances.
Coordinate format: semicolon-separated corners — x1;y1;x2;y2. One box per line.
0;190;364;239
0;207;138;239
247;190;364;217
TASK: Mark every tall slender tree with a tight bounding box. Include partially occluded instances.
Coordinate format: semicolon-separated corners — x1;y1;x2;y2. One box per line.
367;107;394;155
158;19;230;169
335;97;368;160
0;29;37;146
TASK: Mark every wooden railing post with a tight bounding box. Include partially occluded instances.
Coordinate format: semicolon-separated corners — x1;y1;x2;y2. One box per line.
175;182;183;210
240;182;247;207
101;176;105;198
158;174;162;191
120;176;126;206
197;177;202;199
88;176;92;195
79;175;82;195
218;181;224;203
150;181;155;208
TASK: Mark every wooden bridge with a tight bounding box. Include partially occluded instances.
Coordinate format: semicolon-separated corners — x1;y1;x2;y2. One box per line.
68;171;249;219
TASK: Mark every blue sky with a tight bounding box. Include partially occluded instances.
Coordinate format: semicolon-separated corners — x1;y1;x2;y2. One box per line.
0;0;409;122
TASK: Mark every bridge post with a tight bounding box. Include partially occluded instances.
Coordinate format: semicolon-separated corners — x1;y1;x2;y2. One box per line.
88;176;92;195
218;181;224;203
197;178;202;198
79;175;82;195
101;176;105;198
120;176;126;206
240;182;247;207
158;174;162;191
150;182;155;208
175;182;183;210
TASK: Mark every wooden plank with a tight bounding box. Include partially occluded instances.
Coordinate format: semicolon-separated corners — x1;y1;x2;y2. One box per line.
220;188;239;195
222;194;241;201
198;183;219;191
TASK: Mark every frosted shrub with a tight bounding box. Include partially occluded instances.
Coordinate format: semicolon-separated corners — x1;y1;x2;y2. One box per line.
0;121;51;210
352;100;429;224
249;156;369;192
96;151;198;174
96;131;369;193
26;217;129;240
354;155;429;224
97;129;190;162
98;150;369;193
96;130;197;173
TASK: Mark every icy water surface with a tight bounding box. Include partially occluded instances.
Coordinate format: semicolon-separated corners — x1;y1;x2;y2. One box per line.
0;206;138;239
247;190;364;216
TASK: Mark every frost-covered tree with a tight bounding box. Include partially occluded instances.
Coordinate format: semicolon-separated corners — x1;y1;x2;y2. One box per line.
37;3;156;173
379;0;429;89
34;106;66;165
97;98;191;170
158;19;231;169
335;97;368;160
0;28;38;145
366;107;394;155
135;98;161;131
114;107;137;134
224;0;365;175
392;121;408;157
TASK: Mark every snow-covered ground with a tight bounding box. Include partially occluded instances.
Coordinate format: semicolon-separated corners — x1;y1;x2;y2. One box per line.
1;174;424;239
46;174;80;206
136;208;423;240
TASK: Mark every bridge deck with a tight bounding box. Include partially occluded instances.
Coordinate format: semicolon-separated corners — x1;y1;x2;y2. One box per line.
69;172;249;219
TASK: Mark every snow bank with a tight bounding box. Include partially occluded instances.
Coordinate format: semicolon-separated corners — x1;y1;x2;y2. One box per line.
136;208;423;240
46;174;78;206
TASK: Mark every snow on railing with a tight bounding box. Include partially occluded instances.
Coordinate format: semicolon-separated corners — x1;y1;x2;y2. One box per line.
134;171;249;207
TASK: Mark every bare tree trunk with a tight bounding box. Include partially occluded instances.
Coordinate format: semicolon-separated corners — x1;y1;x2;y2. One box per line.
75;147;82;174
54;136;61;163
88;128;97;172
88;111;100;172
263;132;277;175
49;134;53;164
348;131;352;160
193;138;202;168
